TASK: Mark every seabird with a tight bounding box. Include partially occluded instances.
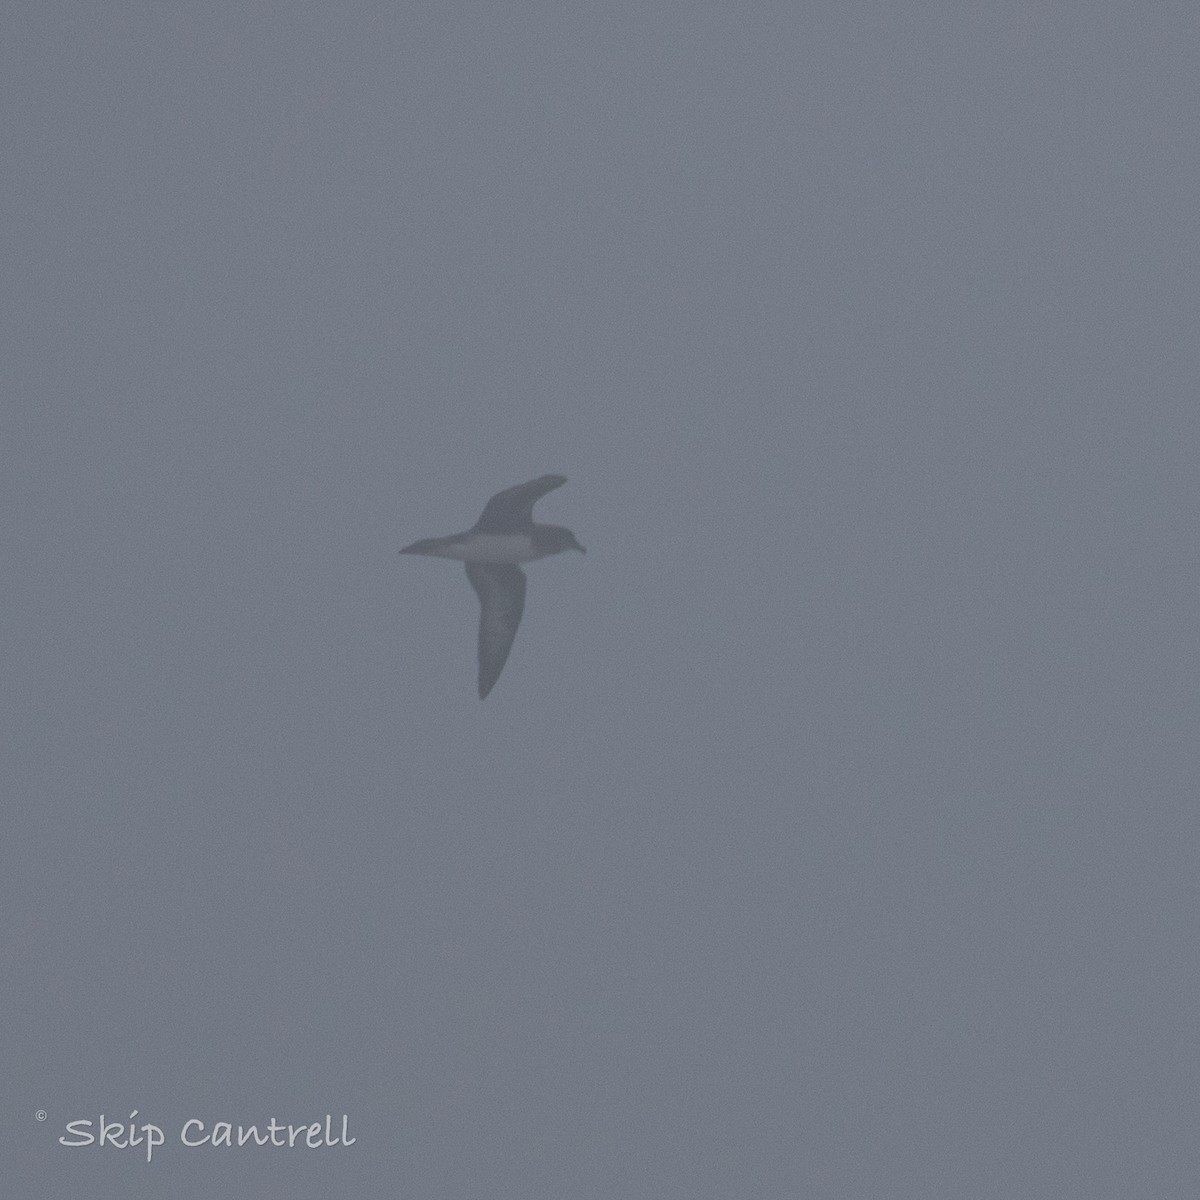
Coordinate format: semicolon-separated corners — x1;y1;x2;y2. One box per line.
399;474;585;699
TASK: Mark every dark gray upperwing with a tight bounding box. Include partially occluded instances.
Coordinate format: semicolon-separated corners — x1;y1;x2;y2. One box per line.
471;475;567;534
465;563;527;699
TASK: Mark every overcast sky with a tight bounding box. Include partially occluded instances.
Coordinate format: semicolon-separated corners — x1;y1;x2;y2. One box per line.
6;3;1200;1197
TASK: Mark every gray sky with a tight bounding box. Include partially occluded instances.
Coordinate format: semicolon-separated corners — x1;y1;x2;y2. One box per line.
6;3;1199;1197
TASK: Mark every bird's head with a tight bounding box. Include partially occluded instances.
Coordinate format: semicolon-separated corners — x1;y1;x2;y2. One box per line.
541;526;586;556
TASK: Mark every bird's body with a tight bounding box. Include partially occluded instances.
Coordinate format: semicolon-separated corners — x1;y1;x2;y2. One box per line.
402;531;544;564
399;475;584;698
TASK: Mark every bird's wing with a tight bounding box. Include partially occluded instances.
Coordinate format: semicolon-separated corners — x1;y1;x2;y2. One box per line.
471;475;567;533
465;563;527;699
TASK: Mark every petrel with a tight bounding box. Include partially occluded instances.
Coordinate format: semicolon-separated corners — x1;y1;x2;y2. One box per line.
399;475;585;699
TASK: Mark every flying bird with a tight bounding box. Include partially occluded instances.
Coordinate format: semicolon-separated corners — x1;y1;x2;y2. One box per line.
399;475;584;698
